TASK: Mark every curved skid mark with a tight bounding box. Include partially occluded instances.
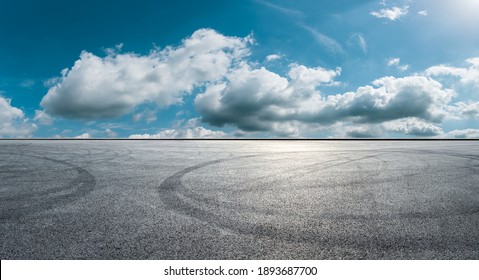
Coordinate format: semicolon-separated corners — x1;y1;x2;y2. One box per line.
0;153;96;220
158;149;479;242
174;152;388;218
159;154;289;238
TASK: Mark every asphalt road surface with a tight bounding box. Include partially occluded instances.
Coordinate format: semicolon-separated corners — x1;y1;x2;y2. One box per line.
1;140;478;259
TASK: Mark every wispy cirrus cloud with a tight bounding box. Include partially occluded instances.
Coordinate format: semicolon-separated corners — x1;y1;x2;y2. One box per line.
255;1;344;57
348;33;368;54
299;24;345;56
255;0;304;18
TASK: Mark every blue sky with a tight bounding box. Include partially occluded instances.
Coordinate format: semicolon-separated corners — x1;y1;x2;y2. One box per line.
1;0;479;138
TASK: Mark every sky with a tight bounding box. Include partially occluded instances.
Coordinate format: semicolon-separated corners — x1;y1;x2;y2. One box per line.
1;0;479;138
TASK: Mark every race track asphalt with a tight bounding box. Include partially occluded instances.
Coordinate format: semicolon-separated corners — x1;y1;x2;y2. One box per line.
1;140;478;259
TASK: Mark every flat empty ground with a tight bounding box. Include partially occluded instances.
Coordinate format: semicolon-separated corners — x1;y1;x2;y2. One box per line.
1;140;478;259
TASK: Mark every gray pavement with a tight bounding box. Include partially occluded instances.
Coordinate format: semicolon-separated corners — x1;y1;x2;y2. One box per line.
1;140;478;259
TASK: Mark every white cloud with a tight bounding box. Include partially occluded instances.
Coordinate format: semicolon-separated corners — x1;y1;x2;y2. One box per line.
35;29;479;138
41;29;252;119
342;118;444;138
34;110;54;125
0;96;36;138
387;57;410;71
398;64;410;71
195;63;341;135
299;25;345;56
425;57;479;85
370;6;409;21
132;109;157;123
307;76;453;124
387;58;401;66
448;101;479;119
445;129;479;138
343;126;380;138
418;10;428;16
19;79;35;88
74;133;91;139
348;33;368;54
196;55;453;136
105;129;117;138
255;0;304;18
129;118;226;139
383;118;443;136
265;54;282;61
129;127;226;139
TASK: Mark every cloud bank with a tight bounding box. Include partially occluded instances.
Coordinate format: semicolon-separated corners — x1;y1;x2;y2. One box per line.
196;61;453;136
37;28;479;138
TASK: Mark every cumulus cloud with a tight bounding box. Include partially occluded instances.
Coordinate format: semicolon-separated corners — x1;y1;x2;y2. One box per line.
195;62;342;135
383;118;444;136
0;96;36;137
343;118;444;138
304;76;452;124
370;6;409;21
129;118;226;139
445;129;479;139
344;126;380;138
129;127;226;139
35;29;479;138
196;60;454;136
34;110;54;125
448;101;479;119
132;109;157;123
41;29;252;119
425;57;479;85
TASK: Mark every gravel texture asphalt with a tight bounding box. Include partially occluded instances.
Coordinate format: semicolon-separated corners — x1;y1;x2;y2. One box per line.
1;140;478;259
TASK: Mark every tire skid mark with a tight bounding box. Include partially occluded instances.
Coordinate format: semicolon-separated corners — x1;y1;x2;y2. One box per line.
0;153;96;220
171;152;387;220
158;152;371;239
158;149;479;242
158;155;265;237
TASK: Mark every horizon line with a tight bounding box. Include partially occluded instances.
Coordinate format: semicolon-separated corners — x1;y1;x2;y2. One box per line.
1;138;479;141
